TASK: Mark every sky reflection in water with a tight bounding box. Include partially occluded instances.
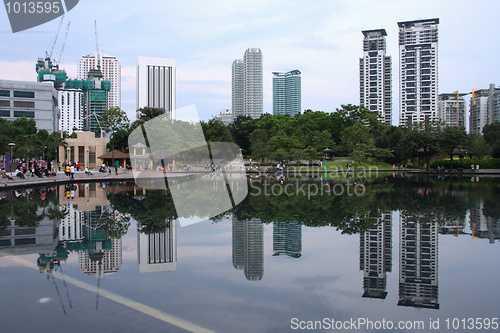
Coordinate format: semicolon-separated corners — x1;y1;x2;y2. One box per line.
0;175;499;332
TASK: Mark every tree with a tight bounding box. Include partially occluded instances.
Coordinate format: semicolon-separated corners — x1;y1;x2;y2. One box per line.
101;107;130;167
201;119;233;143
249;129;269;163
229;116;256;154
136;107;167;122
399;121;442;170
482;121;500;145
340;122;373;153
440;126;470;168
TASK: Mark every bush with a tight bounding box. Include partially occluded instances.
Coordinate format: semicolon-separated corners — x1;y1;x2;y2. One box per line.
430;157;500;169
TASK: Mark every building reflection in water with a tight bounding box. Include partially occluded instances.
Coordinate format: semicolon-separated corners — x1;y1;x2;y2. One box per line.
359;212;392;299
0;190;59;256
438;218;466;236
470;202;500;244
273;222;302;258
137;219;177;273
232;216;263;281
398;213;439;309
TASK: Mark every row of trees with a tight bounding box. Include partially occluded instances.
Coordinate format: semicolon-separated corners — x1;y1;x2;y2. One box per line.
10;104;496;169
102;105;500;170
201;105;500;169
0;117;65;162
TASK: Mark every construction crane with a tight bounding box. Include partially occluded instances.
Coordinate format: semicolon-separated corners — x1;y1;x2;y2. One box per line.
83;111;104;137
55;22;71;67
46;16;65;59
94;20;101;70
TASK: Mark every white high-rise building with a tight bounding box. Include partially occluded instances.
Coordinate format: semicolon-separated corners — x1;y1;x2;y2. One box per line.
438;93;466;128
77;52;121;109
359;29;392;125
232;49;263;119
398;213;439;309
244;48;263;119
137;56;176;120
398;18;439;128
137;219;177;273
232;59;244;119
470;89;490;135
58;89;82;133
470;84;500;135
359;212;392;299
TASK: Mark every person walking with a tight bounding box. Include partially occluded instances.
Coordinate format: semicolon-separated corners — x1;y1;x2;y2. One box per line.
70;164;75;180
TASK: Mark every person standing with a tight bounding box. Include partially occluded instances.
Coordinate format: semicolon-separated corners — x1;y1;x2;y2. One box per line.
65;163;70;180
70;164;75;180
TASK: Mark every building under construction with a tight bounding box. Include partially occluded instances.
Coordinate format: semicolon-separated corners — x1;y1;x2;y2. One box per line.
36;55;110;136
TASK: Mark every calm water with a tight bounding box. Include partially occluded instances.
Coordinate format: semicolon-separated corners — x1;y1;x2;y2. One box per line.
1;175;499;332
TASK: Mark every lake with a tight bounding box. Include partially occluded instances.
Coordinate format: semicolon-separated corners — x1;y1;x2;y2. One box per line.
1;174;499;332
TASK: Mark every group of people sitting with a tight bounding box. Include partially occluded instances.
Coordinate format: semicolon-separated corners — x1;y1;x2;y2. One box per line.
1;160;57;180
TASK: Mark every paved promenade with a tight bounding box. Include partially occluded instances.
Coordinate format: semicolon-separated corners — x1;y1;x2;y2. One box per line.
0;169;157;189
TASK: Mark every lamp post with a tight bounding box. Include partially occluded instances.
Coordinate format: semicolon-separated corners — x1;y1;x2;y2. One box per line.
66;147;71;164
42;146;47;161
86;148;90;169
8;142;15;176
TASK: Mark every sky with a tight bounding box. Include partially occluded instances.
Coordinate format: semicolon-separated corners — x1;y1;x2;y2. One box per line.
1;0;499;125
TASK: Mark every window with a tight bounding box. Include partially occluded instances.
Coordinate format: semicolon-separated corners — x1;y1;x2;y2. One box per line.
13;91;35;98
13;111;34;118
13;101;34;108
135;148;145;156
0;90;9;97
0;110;10;117
0;100;9;107
15;238;36;245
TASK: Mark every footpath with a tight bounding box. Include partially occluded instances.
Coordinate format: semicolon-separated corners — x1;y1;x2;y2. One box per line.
0;170;166;190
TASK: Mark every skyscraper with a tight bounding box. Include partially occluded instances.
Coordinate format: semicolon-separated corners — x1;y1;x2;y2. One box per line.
398;18;439;128
138;219;177;273
272;70;301;116
232;59;244;118
470;84;500;135
437;93;466;128
398;214;439;309
273;222;301;258
232;216;264;281
81;69;110;135
77;52;121;108
232;48;263;119
359;29;392;125
359;212;392;299
137;57;176;119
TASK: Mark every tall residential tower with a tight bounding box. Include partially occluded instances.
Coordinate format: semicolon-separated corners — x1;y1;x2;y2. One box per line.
470;84;500;135
77;52;121;108
398;18;439;127
232;48;263;119
359;29;392;125
273;70;301;116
